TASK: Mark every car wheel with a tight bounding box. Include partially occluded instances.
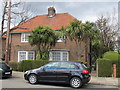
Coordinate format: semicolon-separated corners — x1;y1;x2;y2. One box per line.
70;77;82;88
28;74;38;84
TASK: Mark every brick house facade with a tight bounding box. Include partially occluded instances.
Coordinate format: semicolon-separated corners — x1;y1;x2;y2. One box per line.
2;7;90;65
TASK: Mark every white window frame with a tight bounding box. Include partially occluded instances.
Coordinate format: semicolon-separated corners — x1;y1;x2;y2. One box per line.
21;33;30;43
57;36;65;42
49;51;69;61
18;51;35;62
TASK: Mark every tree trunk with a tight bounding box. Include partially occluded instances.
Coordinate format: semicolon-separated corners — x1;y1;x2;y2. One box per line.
77;41;81;60
36;44;40;60
5;0;11;64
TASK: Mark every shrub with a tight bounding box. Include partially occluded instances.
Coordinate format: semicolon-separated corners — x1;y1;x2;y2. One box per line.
103;51;119;61
18;60;33;72
97;58;113;77
8;61;18;71
18;61;24;72
31;60;50;69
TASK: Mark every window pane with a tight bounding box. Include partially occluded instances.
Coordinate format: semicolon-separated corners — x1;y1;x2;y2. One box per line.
28;51;34;60
57;36;64;42
69;64;79;69
59;62;70;69
19;52;26;62
21;33;25;42
21;33;30;42
59;62;78;70
25;33;30;42
44;62;59;70
52;52;60;61
50;51;69;61
62;52;68;61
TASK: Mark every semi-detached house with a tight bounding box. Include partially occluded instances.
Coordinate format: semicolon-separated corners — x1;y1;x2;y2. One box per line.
2;7;90;66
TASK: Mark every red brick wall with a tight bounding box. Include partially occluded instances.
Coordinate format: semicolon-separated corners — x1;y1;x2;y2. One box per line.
10;33;36;62
51;37;87;61
10;33;90;63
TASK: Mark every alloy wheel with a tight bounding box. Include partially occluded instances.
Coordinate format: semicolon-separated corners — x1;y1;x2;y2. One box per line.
28;74;37;84
70;77;82;88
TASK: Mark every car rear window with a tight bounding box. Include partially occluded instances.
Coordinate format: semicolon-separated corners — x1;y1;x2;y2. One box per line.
75;62;87;70
81;64;87;69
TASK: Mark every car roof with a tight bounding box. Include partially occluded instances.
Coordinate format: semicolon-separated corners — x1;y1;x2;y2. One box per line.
50;61;82;64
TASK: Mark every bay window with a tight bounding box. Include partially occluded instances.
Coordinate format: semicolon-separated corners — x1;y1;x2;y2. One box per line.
49;50;69;61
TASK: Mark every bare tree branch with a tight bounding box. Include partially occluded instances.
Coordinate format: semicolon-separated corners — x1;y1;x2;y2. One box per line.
1;1;8;34
1;1;35;33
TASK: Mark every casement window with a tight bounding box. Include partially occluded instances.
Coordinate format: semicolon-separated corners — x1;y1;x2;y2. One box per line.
21;33;30;42
57;36;66;42
18;51;35;62
49;50;69;61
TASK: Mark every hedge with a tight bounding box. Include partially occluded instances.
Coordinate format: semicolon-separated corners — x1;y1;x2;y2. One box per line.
18;60;87;72
97;58;120;77
8;61;18;71
97;58;113;77
18;60;51;72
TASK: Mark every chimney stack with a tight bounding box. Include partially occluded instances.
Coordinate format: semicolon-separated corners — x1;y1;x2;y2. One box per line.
48;7;56;17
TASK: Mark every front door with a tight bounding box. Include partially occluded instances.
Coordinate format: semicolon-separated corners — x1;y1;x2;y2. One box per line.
56;62;71;82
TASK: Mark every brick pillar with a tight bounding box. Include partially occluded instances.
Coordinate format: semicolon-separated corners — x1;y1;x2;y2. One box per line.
113;64;116;78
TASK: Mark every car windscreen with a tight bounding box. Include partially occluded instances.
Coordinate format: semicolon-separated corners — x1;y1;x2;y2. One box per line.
0;63;10;70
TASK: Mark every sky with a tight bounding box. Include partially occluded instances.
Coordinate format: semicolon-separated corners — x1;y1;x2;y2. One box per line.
0;0;119;31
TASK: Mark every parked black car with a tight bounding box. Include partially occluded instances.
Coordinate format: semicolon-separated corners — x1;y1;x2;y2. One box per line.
24;61;90;88
0;62;12;78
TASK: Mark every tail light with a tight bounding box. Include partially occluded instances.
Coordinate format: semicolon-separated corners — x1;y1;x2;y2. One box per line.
81;69;89;74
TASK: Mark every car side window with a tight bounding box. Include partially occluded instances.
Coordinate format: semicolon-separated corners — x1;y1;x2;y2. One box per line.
69;64;79;70
44;62;59;71
59;62;79;70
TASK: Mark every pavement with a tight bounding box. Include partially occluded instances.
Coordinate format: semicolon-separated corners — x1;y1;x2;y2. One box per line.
12;71;119;87
90;70;119;87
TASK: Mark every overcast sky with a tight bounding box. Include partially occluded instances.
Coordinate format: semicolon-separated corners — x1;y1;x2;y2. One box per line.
25;2;118;22
0;1;119;31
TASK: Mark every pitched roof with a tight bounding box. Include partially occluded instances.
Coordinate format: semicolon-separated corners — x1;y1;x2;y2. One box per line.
11;13;77;33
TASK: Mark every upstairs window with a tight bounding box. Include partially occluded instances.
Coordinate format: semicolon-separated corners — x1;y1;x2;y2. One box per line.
57;36;65;42
21;33;30;42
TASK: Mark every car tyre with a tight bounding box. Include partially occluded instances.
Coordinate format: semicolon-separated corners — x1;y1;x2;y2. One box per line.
28;74;38;84
70;77;82;88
